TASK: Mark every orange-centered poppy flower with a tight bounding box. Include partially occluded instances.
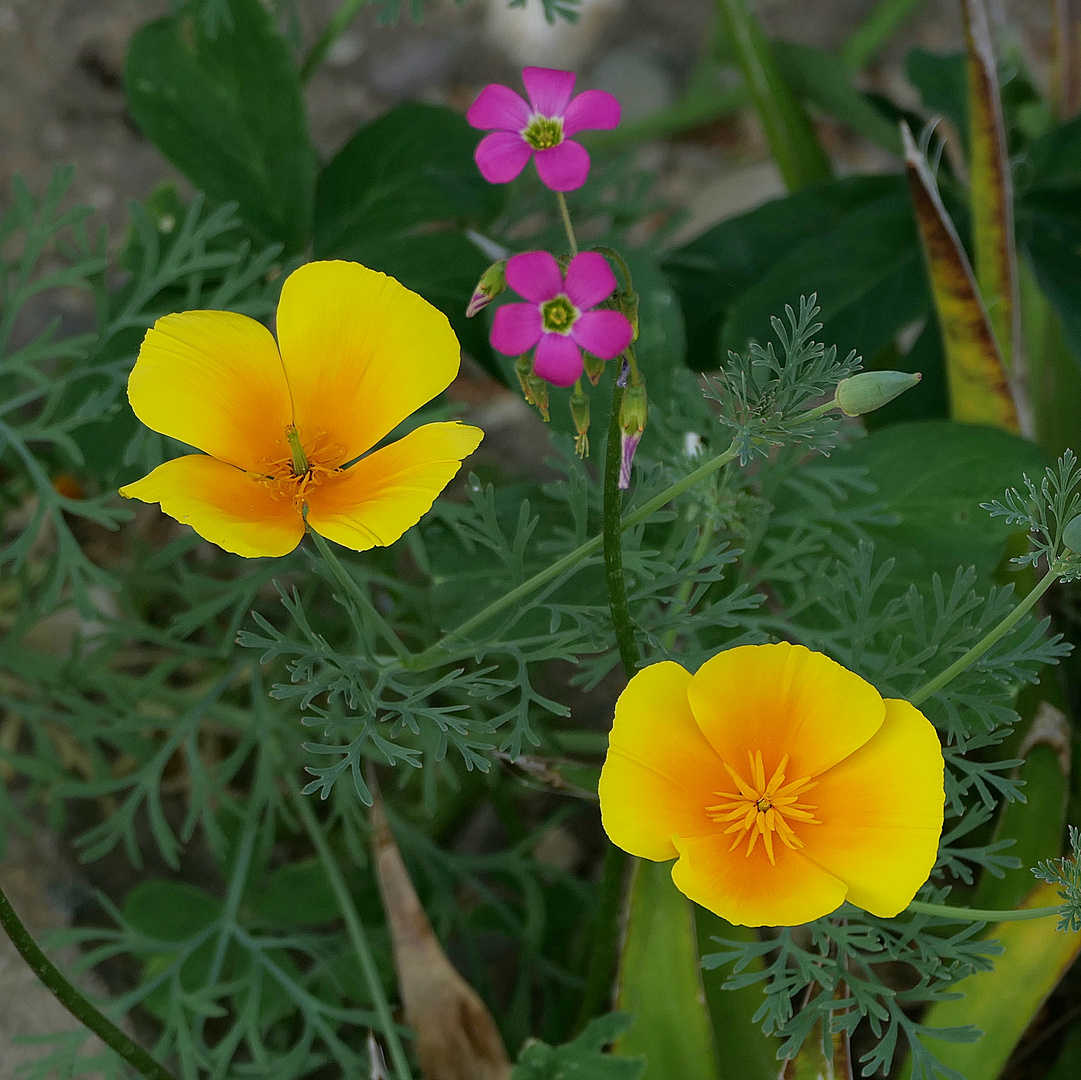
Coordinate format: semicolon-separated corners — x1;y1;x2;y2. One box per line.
598;643;945;926
120;261;483;558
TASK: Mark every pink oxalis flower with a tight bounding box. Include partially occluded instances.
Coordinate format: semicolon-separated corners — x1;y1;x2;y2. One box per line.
467;67;621;192
491;251;634;387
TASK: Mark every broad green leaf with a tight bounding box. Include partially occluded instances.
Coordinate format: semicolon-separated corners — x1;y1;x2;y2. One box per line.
1023;114;1081;193
125;0;314;251
772;40;903;155
314;103;504;378
720;191;929;365
663;175;906;371
254;859;340;925
898;883;1081;1080
714;0;831;190
973;702;1070;911
903;123;1021;431
513;1013;645;1080
614;860;721;1080
695;907;778;1080
836;420;1048;582
1019;252;1081;457
906;48;969;143
124;880;221;940
963;0;1020;371
1021;216;1081;377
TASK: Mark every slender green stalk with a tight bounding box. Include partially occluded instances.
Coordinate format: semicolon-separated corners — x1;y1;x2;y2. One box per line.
574;841;629;1031
908;900;1061;923
405;438;743;670
556;191;579;255
0;884;177;1080
842;0;930;69
603;384;640;678
909;562;1062;707
299;0;369;84
307;526;409;662
292;790;415;1080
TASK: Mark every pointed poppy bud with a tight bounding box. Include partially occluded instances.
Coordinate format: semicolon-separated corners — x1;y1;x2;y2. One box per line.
836;371;921;416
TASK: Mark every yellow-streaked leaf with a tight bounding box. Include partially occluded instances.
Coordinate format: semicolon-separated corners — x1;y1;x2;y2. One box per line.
1051;0;1081;120
370;790;512;1080
615;860;722;1080
963;0;1020;372
899;883;1081;1080
902;122;1021;432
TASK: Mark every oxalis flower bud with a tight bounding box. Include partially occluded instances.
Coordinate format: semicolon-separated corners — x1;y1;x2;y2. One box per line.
570;382;590;458
618;382;647;490
515;355;550;421
583;352;606;386
466;260;507;317
836;371;922;416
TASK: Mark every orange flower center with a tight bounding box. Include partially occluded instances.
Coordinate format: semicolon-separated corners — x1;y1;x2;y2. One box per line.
257;425;344;510
706;750;820;866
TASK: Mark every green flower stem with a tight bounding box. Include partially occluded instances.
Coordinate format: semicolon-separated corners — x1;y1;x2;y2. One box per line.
405;437;743;671
574;840;629;1031
0;883;177;1080
556;191;579;256
292;789;414;1080
909;561;1062;708
603;383;641;679
907;900;1061;923
591;245;635;294
299;0;370;84
307;526;410;662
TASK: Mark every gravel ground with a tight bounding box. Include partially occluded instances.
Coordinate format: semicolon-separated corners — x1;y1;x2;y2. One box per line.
0;0;1059;1067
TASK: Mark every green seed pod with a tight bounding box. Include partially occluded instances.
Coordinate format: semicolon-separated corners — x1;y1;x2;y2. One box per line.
836;371;922;416
1062;515;1081;554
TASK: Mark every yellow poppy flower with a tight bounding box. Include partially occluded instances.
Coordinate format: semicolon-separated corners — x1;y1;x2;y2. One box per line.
598;643;945;927
120;261;484;558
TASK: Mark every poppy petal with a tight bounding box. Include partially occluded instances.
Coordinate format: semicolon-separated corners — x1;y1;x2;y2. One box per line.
533;140;591;192
491;302;543;355
126;310;292;472
475;131;533;184
467;83;531;131
671;830;848;927
570;310;634;359
120;455;303;558
505;251;563;304
563;89;622;135
563;251;617;309
304;422;483;552
275;261;461;466
801;699;945;917
533;332;582;386
521;66;576;117
599;662;727;862
688;642;884;783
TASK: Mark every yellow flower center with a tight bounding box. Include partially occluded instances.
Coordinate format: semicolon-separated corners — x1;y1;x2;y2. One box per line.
258;425;344;509
707;750;820;865
523;115;564;150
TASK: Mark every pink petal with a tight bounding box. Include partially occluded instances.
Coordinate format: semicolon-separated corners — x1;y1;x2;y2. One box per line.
522;67;576;118
570;310;634;359
563;90;622;135
467;83;532;131
491;302;543;355
534;333;583;387
563;252;617;310
475;131;533;184
506;251;563;304
534;140;590;192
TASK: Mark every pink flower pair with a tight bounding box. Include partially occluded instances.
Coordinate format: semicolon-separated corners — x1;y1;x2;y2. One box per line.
491;251;633;387
467;67;620;192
